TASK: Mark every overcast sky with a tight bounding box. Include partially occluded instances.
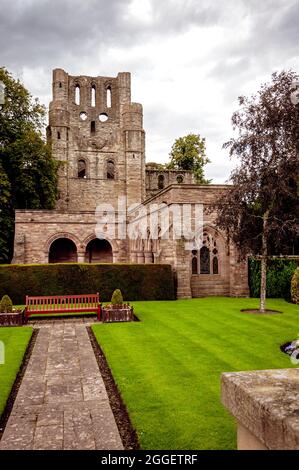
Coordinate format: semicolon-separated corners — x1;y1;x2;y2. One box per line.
1;0;299;182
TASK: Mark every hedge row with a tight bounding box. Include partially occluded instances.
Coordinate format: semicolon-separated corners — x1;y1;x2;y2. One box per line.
0;263;175;305
248;258;298;300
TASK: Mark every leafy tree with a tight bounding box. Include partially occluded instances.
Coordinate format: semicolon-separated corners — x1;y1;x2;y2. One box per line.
216;70;299;313
0;163;12;261
167;133;211;184
146;162;165;170
0;68;59;262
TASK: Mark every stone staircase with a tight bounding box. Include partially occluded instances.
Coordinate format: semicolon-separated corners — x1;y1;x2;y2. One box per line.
191;275;230;297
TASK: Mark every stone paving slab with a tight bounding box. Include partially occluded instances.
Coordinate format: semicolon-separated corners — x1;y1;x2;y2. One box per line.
0;322;123;450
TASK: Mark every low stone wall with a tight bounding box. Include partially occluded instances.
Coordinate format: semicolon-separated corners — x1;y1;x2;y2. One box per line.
221;369;299;450
0;311;24;326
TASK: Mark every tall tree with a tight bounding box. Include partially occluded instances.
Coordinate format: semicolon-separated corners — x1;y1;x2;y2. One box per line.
0;68;59;263
216;70;299;313
167;133;211;184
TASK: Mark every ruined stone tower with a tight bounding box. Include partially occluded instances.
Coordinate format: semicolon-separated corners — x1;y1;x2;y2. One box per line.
12;68;249;298
49;69;146;210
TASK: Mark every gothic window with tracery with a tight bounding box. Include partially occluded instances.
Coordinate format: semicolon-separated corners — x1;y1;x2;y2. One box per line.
191;232;220;275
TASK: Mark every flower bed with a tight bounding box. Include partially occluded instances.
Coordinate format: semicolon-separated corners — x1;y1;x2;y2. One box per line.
101;304;134;323
0;310;24;326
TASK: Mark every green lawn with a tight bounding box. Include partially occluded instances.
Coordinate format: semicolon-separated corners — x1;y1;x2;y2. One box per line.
0;327;33;416
92;297;299;450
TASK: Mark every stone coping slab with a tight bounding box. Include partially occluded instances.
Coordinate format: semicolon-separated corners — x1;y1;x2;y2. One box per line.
221;368;299;450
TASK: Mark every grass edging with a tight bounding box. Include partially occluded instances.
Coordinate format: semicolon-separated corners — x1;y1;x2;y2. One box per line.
0;328;39;440
87;326;140;450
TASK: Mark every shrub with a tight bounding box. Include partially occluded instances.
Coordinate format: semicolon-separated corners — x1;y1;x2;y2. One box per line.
291;267;299;304
0;263;175;305
249;258;298;300
111;289;123;305
0;295;13;313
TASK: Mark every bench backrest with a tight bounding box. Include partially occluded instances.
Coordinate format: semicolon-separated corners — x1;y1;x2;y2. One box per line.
25;293;100;312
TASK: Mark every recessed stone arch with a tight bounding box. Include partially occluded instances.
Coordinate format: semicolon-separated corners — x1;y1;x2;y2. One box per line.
77;157;89;178
84;238;113;263
82;234;119;263
48;238;78;263
45;232;81;255
82;234;118;254
106;158;116;180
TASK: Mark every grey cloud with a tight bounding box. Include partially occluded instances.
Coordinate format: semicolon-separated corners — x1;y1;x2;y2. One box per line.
1;0;298;183
214;0;299;69
0;0;127;69
0;0;226;71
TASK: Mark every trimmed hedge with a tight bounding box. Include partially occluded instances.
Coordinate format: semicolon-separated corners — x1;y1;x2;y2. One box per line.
249;258;298;301
0;263;175;305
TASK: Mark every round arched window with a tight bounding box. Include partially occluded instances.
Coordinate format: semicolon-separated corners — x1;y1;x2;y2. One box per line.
78;159;87;178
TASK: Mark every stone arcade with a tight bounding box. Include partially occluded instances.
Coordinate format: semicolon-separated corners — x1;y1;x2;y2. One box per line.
12;69;249;298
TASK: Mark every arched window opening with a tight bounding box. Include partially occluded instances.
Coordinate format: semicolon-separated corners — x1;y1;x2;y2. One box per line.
85;238;113;263
75;85;80;105
200;246;210;274
107;160;115;179
91;121;96;134
78;159;87;178
177;174;184;184
57;131;61;140
158;174;164;189
213;256;219;274
106;86;112;108
49;238;77;263
59;82;62;88
192;256;198;275
91;85;96;107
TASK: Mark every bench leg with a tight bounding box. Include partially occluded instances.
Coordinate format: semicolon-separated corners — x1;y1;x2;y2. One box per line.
97;305;101;322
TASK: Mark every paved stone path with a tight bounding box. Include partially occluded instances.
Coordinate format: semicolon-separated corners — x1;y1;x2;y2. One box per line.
0;322;123;450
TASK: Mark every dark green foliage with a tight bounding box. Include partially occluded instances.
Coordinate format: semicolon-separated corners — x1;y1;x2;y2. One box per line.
111;289;123;305
0;294;13;312
0;68;59;262
249;258;298;300
291;267;299;304
0;162;13;261
0;264;175;304
167;133;211;184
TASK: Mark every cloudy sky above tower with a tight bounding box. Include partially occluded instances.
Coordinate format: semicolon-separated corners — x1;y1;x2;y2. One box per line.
1;0;298;182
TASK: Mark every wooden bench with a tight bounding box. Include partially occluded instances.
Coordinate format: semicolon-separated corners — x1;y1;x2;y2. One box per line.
25;293;101;321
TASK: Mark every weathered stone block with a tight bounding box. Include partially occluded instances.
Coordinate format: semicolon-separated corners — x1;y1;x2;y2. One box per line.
221;369;299;450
